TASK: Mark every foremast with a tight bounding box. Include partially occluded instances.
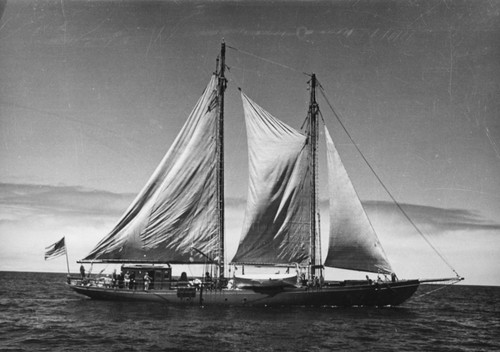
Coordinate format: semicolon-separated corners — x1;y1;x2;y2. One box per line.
216;41;227;279
308;74;320;278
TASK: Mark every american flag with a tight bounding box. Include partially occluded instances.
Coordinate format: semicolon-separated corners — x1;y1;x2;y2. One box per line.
44;237;66;260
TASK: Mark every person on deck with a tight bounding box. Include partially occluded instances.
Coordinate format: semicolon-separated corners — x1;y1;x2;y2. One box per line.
118;271;125;288
144;272;151;291
391;273;398;282
124;271;130;288
80;265;85;279
129;271;136;290
314;275;320;288
205;272;212;282
204;272;213;289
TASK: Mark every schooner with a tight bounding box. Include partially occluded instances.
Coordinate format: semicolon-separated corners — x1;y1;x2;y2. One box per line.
68;42;462;307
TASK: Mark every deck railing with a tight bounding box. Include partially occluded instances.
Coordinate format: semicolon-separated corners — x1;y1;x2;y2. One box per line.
68;275;222;290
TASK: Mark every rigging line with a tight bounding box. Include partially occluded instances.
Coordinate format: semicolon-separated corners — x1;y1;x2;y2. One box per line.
412;279;462;300
317;81;461;278
226;45;308;75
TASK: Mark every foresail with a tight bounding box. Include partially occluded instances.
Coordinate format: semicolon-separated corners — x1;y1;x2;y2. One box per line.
231;93;311;265
323;126;392;274
83;75;219;263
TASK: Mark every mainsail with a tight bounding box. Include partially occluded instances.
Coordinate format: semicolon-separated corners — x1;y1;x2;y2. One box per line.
323;126;392;274
231;93;311;265
83;76;220;263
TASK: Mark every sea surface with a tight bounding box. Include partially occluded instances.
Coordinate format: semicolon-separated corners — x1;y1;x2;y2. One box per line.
0;272;499;352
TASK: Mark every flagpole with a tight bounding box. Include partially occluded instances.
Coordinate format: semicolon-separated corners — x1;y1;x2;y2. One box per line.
64;237;70;275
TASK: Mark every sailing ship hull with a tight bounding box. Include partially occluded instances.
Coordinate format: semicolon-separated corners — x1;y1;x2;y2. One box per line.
69;280;419;307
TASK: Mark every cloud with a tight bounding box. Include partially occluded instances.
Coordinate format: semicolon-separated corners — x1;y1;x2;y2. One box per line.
1;183;499;234
0;183;133;219
317;198;500;235
362;200;500;233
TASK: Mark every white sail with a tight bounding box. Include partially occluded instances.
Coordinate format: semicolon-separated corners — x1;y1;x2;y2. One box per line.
323;126;392;274
231;93;311;265
83;75;220;263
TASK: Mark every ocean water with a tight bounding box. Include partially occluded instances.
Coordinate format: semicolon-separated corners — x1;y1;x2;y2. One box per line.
0;272;498;352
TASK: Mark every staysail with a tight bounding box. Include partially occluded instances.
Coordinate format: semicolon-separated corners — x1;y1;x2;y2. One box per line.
83;75;220;263
323;126;392;274
231;93;311;265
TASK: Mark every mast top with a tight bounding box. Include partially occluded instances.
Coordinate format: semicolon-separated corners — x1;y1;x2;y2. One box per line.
310;73;317;104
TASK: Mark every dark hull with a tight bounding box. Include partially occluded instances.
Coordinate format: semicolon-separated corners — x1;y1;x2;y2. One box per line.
69;280;420;307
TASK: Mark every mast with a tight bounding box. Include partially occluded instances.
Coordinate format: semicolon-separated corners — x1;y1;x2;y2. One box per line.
217;41;227;279
308;73;319;278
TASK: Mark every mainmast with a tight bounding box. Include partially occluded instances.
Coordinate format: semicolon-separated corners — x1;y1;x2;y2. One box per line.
308;73;319;278
216;41;227;279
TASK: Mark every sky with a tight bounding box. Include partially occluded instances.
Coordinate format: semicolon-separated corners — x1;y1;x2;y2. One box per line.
0;0;499;286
